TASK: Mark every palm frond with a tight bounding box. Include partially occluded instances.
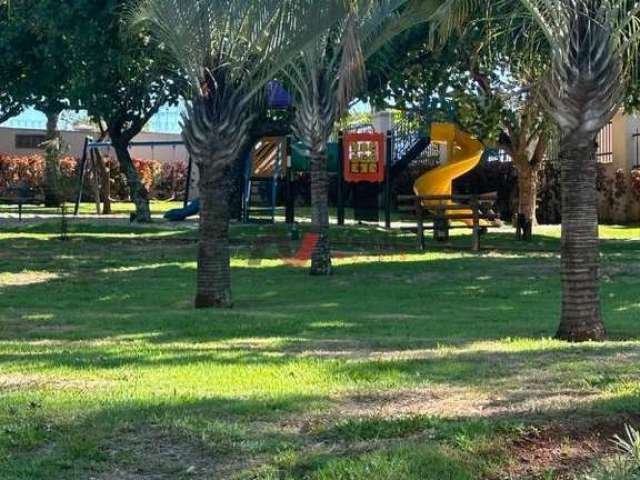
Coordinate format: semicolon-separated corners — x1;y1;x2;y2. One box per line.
133;0;345;101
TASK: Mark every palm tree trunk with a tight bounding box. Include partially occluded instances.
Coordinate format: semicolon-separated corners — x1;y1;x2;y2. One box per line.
43;111;62;207
112;138;151;222
557;136;606;342
309;144;331;276
194;165;232;308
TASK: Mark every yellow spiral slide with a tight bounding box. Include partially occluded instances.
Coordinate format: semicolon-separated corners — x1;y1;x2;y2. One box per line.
413;122;485;227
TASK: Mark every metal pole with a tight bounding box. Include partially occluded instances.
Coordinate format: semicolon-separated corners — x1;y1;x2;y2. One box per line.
285;136;295;224
74;137;91;216
271;139;282;224
337;131;345;226
472;195;480;252
184;156;193;208
385;130;392;229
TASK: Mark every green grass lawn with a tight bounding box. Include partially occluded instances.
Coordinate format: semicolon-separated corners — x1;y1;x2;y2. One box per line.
1;221;640;479
0;200;184;217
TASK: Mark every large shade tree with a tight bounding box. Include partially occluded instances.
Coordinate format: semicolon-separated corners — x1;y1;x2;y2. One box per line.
282;0;441;275
0;0;84;205
75;0;184;221
437;0;640;340
0;4;24;123
366;18;552;237
0;3;24;123
136;0;341;308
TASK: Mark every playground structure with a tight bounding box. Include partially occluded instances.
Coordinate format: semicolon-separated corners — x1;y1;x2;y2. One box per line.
242;137;288;223
241;121;500;247
71;72;498;238
241;121;432;227
73;113;500;250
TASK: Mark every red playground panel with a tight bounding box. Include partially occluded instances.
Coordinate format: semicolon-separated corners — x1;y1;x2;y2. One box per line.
343;132;385;183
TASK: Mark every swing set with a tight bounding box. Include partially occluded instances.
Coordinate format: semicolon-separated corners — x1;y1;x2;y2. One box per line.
73;137;193;215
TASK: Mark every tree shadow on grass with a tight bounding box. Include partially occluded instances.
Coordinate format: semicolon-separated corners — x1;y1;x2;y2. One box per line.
1;331;639;411
2;393;326;480
1;246;640;346
1;255;560;343
4;383;640;480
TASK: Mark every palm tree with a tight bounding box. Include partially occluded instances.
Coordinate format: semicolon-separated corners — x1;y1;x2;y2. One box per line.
528;0;638;341
282;0;441;275
435;0;640;341
135;0;341;307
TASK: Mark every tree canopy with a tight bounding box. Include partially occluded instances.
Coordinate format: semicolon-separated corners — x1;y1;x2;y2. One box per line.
76;1;184;141
0;0;84;116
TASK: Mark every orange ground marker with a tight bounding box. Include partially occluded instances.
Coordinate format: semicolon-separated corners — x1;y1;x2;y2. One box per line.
282;232;319;266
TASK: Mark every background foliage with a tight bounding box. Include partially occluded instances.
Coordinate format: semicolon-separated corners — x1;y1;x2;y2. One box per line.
0;155;187;202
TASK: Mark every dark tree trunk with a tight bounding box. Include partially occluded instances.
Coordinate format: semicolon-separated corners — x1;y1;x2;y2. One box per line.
43;111;63;207
516;164;538;227
309;144;331;276
194;165;232;308
556;137;606;342
112;138;151;222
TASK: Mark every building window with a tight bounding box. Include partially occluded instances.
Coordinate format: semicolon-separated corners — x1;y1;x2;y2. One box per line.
15;134;47;149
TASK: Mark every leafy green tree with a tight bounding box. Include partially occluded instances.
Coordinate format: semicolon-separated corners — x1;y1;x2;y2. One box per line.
74;1;184;221
0;95;21;124
0;0;82;205
135;0;340;308
0;4;24;123
366;17;551;236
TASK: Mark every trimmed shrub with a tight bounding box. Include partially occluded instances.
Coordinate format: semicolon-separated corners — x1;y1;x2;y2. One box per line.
0;153;187;201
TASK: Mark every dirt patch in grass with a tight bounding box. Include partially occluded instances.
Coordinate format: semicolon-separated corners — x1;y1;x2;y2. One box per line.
283;339;378;358
0;271;60;287
0;320;79;339
498;414;640;480
337;387;490;419
98;427;220;480
0;373;110;392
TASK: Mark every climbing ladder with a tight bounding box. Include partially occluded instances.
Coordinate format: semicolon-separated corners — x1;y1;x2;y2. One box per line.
242;137;285;223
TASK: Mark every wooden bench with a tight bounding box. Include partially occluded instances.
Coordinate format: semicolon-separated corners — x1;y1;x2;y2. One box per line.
0;186;45;221
397;193;499;251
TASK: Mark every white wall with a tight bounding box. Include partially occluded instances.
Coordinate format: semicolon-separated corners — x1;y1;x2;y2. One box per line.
0;126;199;200
610;111;640;171
371;111;394;133
0;126;189;163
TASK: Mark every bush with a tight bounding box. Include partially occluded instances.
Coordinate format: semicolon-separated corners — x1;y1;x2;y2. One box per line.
537;162;640;225
152;160;188;200
0;154;78;200
0;153;187;201
107;157;162;200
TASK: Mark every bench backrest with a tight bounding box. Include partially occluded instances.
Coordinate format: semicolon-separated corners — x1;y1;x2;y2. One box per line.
0;185;39;199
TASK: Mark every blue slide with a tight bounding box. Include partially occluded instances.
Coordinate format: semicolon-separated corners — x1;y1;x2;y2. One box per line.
164;198;200;221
